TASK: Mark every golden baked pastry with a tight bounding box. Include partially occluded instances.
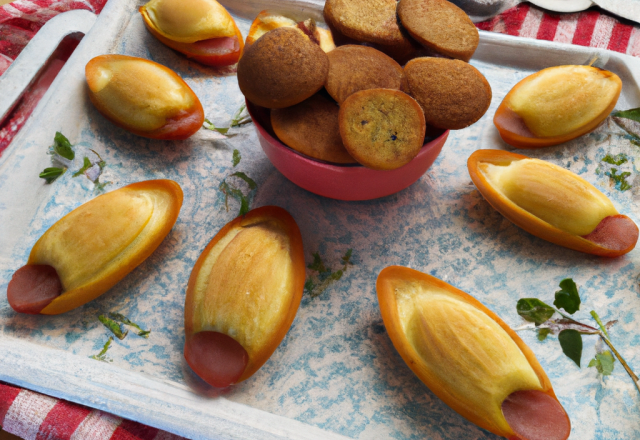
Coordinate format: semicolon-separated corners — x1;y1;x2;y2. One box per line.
326;45;403;104
237;27;329;109
338;88;426;170
397;0;479;62
271;93;357;164
323;0;405;46
402;57;491;130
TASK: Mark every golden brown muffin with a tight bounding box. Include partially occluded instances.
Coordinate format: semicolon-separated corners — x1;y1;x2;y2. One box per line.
397;0;479;62
237;27;329;108
271;93;357;164
402;57;491;130
326;45;403;104
338;88;426;170
324;0;405;46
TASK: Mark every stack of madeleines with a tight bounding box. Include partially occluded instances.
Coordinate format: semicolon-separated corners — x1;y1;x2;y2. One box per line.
237;0;492;171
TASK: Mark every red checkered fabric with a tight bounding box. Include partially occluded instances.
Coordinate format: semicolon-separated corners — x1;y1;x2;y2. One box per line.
1;2;639;439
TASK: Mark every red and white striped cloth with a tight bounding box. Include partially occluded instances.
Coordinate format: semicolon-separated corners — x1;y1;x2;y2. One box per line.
0;382;184;440
1;2;640;440
476;4;640;56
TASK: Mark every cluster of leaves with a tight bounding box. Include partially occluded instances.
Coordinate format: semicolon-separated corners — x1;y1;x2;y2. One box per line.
220;171;257;217
518;279;611;368
218;147;257;217
91;313;150;362
39;132;110;190
304;249;353;298
203;104;252;136
517;279;640;394
601;153;632;192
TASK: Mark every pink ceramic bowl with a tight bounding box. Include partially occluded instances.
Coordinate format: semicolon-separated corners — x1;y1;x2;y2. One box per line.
247;101;449;201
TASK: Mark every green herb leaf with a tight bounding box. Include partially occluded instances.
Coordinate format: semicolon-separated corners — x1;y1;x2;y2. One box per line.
233;149;241;167
98;315;129;340
606;168;632;191
230;104;251;127
517;298;555;325
554;278;581;314
108;312;150;338
53;132;74;160
308;252;327;272
589;351;615;376
613;108;640;123
230;172;257;189
90;336;113;361
304;279;316;293
537;328;551;341
219;180;250;216
602;153;628;166
203;118;229;134
559;329;583;367
39;167;66;183
73;157;93;177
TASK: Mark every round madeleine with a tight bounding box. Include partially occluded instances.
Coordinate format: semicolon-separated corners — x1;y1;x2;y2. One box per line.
397;0;478;61
468;149;638;257
494;65;622;148
402;57;491;130
271;93;356;164
339;89;426;170
237;27;329;109
85;55;204;140
326;45;403;104
8;180;183;315
323;0;405;45
377;266;571;440
184;206;305;388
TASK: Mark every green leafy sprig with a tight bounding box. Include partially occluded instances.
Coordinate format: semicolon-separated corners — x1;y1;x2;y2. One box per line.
89;337;113;362
305;249;353;298
516;278;639;394
203;104;252;136
98;315;129;340
219;170;257;217
108;312;150;338
613;108;640;123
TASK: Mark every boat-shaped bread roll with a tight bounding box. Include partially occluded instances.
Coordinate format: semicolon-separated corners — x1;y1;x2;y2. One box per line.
85;55;204;140
140;0;244;67
377;266;571;440
7;180;183;315
493;65;621;148
184;206;305;388
468;149;638;257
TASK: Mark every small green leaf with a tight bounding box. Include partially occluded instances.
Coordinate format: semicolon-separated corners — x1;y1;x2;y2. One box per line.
90;336;113;361
308;252;327;272
554;278;581;314
304;278;316;293
606;168;632;192
331;269;343;281
602;154;628;166
537;328;551;341
341;249;353;267
232;149;241;167
219;180;251;217
613;108;640;123
203;118;229;134
73;157;93;177
230;172;257;190
230;104;251;127
39;167;65;183
589;351;615;376
558;329;583;367
590;310;610;338
517;298;555;325
53;132;74;160
108;312;150;338
98;315;129;340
